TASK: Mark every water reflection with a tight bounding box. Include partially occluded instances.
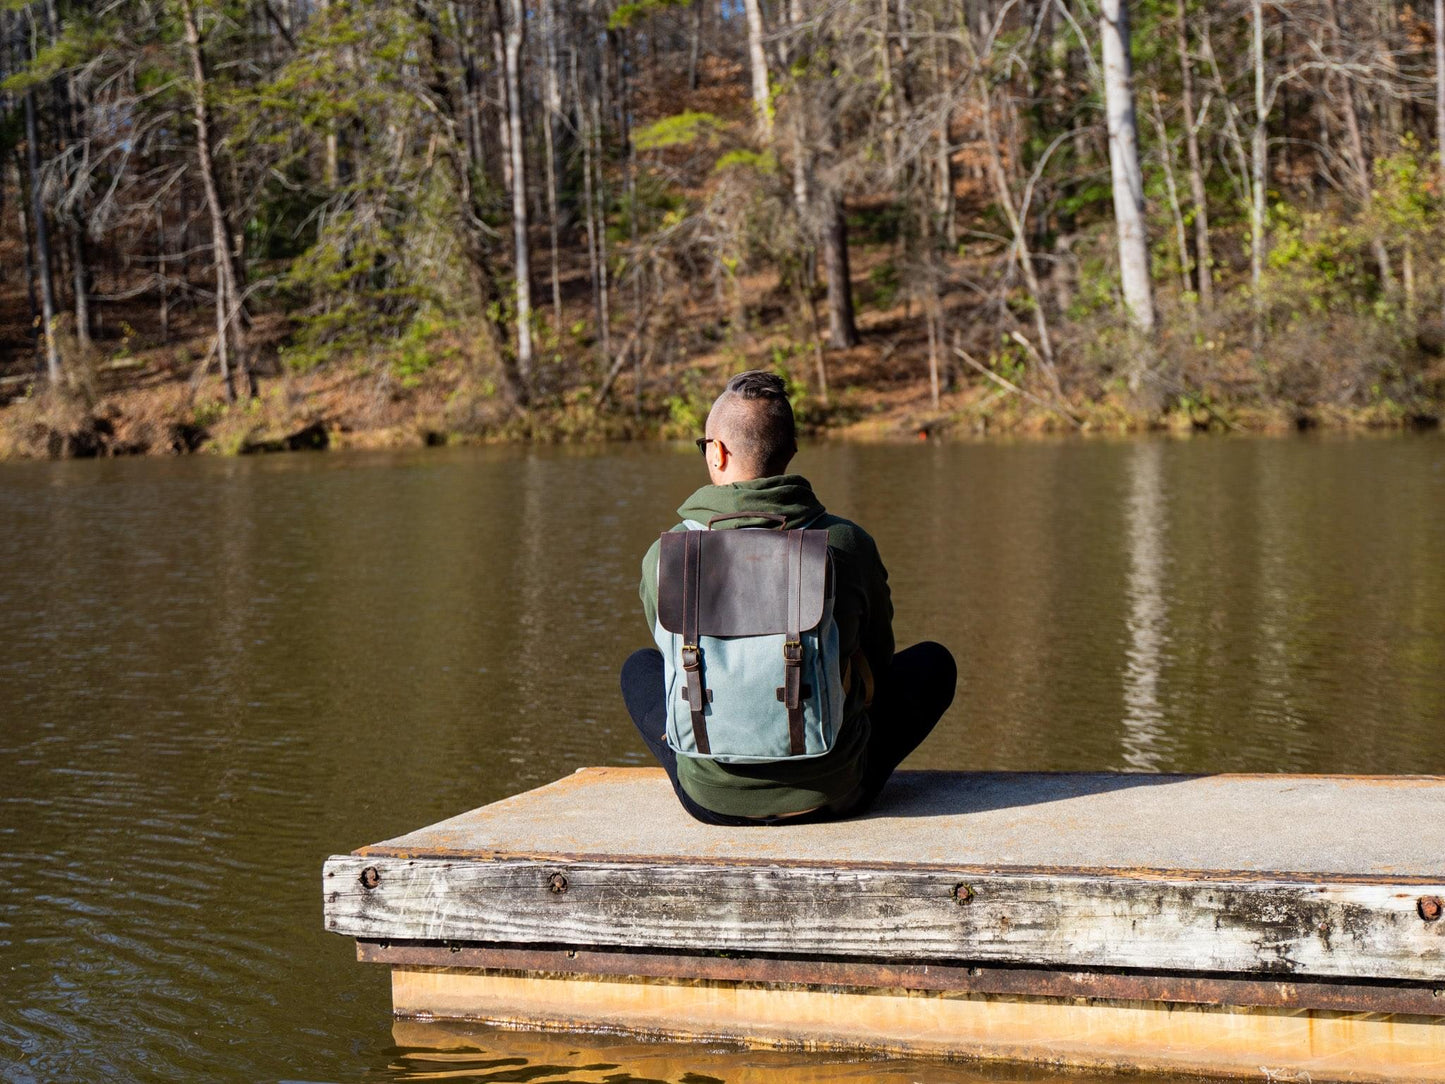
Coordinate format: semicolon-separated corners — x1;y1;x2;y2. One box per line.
384;1020;1152;1083
1121;441;1168;770
0;436;1442;1083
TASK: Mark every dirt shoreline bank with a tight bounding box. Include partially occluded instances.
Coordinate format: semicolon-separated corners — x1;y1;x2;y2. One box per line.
1;358;1438;462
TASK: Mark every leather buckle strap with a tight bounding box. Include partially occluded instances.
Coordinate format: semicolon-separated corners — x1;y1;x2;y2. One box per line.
681;531;711;755
782;530;806;756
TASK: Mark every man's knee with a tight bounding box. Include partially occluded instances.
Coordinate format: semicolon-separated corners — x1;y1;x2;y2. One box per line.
621;647;663;687
900;640;957;713
620;648;665;721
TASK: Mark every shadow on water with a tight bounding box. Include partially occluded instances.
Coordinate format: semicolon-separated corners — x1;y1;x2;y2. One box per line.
865;770;1190;818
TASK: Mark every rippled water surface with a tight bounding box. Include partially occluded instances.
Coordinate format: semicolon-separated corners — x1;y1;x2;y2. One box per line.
2;435;1443;1082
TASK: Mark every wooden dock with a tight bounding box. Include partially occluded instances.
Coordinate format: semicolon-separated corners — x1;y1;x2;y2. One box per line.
324;766;1445;1081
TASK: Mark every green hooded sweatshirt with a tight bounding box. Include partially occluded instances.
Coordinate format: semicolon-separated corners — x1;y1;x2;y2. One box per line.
639;474;894;817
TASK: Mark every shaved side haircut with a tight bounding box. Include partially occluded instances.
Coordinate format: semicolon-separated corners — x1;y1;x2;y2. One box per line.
710;370;797;477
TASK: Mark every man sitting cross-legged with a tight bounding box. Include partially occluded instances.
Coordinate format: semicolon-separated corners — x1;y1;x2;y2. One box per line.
621;369;956;825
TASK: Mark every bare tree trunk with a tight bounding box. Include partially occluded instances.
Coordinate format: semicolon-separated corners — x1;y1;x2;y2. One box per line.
687;0;703;91
1149;91;1192;301
821;192;859;349
320;0;338;186
69;229;91;351
741;0;772;139
541;0;564;327
498;0;532;386
157;208;170;343
589;70;612;367
1250;0;1266;347
925;284;941;410
1326;0;1392;293
1403;241;1416;327
1177;0;1213;309
1100;0;1154;338
13;154;43;373
180;0;249;399
878;0;896;174
978;85;1063;397
1436;0;1445;182
1435;0;1445;318
41;0;91;352
23;88;62;385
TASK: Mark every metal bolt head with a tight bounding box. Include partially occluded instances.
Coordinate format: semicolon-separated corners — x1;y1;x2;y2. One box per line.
548;872;568;894
360;866;381;890
1419;896;1443;922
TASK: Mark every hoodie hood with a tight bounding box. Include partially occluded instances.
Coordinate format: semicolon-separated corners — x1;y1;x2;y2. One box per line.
676;474;826;530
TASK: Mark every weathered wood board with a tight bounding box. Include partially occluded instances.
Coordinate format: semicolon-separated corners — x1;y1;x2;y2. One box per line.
326;856;1445;980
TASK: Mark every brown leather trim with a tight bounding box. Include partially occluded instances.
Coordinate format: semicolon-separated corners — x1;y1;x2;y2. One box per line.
784;530;805;755
658;529;829;636
681;531;711;755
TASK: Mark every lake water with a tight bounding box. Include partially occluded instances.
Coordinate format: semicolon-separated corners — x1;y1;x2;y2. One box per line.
2;435;1443;1082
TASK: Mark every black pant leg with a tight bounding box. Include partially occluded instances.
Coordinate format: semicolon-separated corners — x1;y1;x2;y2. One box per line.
848;641;957;812
619;648;766;827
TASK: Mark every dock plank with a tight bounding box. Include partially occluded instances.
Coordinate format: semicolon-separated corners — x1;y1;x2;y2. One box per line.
325;856;1445;979
352;767;1445;878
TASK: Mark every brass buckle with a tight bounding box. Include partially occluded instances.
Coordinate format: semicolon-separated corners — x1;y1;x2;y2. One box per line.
783;640;803;664
681;644;701;671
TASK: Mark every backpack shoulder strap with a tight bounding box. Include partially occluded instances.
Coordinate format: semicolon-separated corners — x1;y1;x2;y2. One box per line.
783;529;806;755
679;528;711;755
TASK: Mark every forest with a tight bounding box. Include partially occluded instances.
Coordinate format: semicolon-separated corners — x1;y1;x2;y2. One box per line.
2;0;1444;456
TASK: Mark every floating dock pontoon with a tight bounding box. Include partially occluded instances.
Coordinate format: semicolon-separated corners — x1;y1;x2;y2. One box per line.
324;767;1445;1081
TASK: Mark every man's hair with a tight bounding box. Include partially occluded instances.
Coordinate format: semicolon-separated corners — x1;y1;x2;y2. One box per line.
713;370;796;477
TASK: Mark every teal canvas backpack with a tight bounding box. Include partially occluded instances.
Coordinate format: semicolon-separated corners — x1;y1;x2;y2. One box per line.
652;513;844;763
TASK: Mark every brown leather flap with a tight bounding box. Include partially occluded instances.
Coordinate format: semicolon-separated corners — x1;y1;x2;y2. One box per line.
657;529;830;636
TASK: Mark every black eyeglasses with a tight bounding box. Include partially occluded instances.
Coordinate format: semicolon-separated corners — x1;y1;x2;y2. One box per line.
695;437;715;456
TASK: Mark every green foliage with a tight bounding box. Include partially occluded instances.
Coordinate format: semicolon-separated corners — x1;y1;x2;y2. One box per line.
1057;180;1112;220
867;260;902;309
392;310;460;387
714;149;778;175
1369;136;1432;242
1066;239;1119;320
1265;207;1368;314
633;111;724;152
663;368;709;437
769;344;812;420
610;169;685;242
609;0;690;29
987;338;1028;388
847;202;907;245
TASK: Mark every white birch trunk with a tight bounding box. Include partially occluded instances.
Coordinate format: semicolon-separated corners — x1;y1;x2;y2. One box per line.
1250;0;1266;338
1437;0;1445;180
1436;0;1445;318
742;0;772;139
501;0;532;382
23;87;62;385
542;0;563;326
1100;0;1154;336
